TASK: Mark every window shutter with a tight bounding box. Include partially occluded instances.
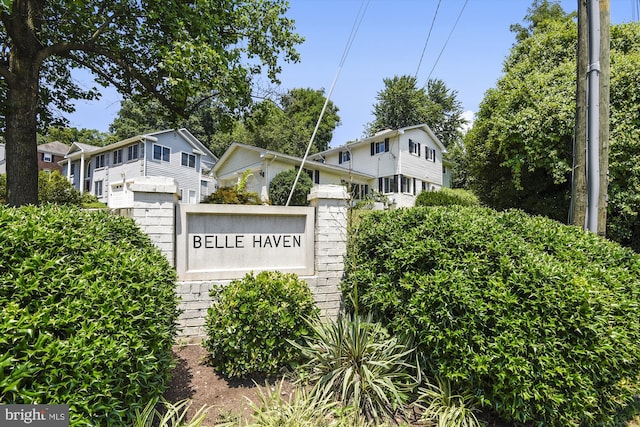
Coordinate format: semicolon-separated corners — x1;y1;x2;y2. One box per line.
413;178;417;195
378;177;383;192
432;149;436;162
409;139;414;152
371;143;375;156
385;138;390;152
394;174;399;193
339;151;343;164
418;143;421;157
315;170;320;184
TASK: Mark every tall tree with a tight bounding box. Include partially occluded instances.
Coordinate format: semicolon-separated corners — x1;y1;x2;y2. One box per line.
464;2;640;250
211;87;340;157
0;0;302;206
366;75;466;149
38;126;110;146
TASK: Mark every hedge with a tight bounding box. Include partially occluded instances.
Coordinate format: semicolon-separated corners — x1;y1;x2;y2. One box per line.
0;205;180;426
343;206;640;426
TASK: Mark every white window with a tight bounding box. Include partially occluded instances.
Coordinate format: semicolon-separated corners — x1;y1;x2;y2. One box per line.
94;180;103;197
128;144;139;161
153;144;170;162
95;154;106;169
42;152;53;162
378;175;397;194
426;148;436;162
113;149;123;165
401;175;413;194
339;151;350;164
181;152;196;168
409;139;421;156
371;138;390;155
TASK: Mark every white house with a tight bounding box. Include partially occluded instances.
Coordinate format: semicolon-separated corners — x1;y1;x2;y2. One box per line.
61;129;217;207
214;142;374;203
309;124;448;207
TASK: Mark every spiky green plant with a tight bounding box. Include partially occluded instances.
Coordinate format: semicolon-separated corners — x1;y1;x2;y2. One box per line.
417;377;483;427
133;398;209;427
293;313;417;423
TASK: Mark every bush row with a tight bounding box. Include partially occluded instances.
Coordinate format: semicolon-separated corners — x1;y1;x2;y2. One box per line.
343;206;640;426
0;205;180;425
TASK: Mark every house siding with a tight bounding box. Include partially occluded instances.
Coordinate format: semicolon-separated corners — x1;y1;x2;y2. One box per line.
62;129;217;207
312;125;446;207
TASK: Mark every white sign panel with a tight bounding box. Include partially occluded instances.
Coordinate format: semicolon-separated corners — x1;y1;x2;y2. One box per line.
176;204;315;280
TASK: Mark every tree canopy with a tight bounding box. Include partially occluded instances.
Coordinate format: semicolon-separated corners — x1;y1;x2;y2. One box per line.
0;0;302;206
365;75;466;150
464;2;640;250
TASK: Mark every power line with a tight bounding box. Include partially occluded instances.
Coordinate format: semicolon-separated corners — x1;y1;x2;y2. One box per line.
286;0;370;206
414;0;442;78
426;0;469;82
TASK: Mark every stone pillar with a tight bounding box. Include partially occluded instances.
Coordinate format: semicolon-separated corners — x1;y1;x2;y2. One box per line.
126;176;179;266
308;184;349;320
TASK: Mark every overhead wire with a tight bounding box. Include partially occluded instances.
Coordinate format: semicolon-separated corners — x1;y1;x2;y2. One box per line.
285;0;370;206
426;0;469;83
414;0;442;78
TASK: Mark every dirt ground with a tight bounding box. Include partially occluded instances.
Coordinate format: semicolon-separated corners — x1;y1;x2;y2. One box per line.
162;343;295;426
162;344;640;427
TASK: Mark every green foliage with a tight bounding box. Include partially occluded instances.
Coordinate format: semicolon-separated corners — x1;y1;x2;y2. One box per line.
2;0;302;206
38;170;82;205
38;126;111;147
133;398;209;427
294;313;417;423
210;88;340;157
0;172;83;206
414;188;479;207
417;377;482;427
0;205;180;425
464;4;640;248
269;169;313;206
366;76;466;149
203;271;319;378
344;206;640;426
204;186;262;205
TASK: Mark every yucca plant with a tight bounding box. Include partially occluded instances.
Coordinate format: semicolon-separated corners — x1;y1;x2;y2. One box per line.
292;313;418;423
417;377;483;427
133;398;209;427
220;379;406;427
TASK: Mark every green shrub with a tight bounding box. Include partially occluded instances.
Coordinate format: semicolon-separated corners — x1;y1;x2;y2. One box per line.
269;169;313;206
294;313;417;423
414;188;479;207
0;205;180;425
204;186;262;205
344;206;640;426
38;170;82;205
203;271;319;378
0;171;83;206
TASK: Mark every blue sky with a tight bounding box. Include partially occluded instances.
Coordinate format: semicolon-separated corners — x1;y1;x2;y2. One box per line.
68;0;637;147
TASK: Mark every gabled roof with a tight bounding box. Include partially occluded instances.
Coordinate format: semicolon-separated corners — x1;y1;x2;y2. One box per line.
214;142;374;180
37;141;69;157
63;129;217;166
312;123;448;159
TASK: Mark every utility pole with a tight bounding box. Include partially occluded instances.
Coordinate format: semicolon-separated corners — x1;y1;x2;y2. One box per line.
572;0;609;234
586;0;601;233
570;0;588;227
598;0;610;236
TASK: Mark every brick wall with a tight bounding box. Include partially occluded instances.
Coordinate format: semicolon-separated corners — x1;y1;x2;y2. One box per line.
124;179;349;340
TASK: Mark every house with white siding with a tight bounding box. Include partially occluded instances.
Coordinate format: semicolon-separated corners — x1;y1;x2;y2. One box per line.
214;142;374;203
61;129;217;207
309;124;448;207
213;124;447;208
